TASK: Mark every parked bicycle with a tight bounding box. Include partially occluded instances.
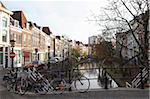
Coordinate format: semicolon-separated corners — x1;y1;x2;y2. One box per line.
50;68;90;93
3;69;18;92
17;66;66;95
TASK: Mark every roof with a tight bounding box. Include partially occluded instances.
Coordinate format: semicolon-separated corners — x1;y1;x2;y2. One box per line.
56;36;61;40
11;11;27;28
33;23;41;29
0;2;6;9
42;27;52;35
0;2;13;15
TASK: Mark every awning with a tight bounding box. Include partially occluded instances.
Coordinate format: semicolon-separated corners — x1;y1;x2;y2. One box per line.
23;51;30;58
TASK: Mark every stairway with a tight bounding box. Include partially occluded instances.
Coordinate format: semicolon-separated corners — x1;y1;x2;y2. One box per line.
126;67;149;88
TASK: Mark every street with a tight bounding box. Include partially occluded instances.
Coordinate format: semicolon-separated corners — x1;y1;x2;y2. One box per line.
0;87;149;99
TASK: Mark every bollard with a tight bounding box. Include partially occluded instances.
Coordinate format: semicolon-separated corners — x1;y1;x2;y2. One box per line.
98;66;101;82
140;67;144;89
68;69;72;91
104;68;108;89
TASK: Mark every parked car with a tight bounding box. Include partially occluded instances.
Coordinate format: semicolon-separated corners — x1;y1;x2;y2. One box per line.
49;57;63;63
32;61;45;65
49;57;59;63
54;57;63;62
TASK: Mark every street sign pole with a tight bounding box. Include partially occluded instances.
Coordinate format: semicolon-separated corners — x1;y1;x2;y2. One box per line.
10;50;15;71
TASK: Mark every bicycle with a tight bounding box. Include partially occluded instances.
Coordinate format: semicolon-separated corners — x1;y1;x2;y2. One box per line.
50;69;90;93
3;69;18;92
17;67;64;95
16;67;51;95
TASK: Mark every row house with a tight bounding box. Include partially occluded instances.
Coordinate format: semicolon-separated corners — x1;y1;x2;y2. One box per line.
42;27;52;60
50;33;55;57
54;35;71;59
29;22;40;62
72;41;84;56
116;11;149;66
29;22;52;63
11;11;32;66
39;27;46;62
55;36;62;57
10;17;22;67
0;2;13;69
1;2;89;69
61;36;70;59
71;40;88;58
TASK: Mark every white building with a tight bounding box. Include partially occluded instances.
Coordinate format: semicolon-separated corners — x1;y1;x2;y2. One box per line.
88;36;98;45
0;2;13;69
88;36;98;56
10;17;23;67
42;27;52;60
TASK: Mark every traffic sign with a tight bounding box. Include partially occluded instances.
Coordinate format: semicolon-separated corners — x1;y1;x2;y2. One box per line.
10;52;15;58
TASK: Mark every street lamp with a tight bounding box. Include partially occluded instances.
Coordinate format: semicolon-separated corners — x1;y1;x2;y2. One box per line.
48;46;50;67
35;48;38;64
10;40;15;71
62;49;64;70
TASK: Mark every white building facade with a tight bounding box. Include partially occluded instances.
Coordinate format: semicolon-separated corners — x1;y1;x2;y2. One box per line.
10;18;23;67
0;2;13;69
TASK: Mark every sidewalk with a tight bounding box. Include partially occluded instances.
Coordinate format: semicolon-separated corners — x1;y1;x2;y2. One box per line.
0;68;8;91
1;88;148;99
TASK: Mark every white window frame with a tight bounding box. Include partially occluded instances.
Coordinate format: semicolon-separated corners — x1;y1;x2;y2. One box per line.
14;20;19;27
2;30;7;42
2;17;8;27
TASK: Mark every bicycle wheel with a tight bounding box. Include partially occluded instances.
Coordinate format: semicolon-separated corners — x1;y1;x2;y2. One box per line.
74;76;90;93
6;80;13;91
17;78;28;95
50;79;66;94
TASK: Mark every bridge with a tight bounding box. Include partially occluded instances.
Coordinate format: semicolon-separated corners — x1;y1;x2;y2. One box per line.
0;57;149;99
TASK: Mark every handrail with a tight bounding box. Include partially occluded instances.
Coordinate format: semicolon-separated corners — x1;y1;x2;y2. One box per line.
126;82;132;88
131;67;149;88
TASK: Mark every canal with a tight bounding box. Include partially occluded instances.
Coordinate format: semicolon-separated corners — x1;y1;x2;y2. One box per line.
71;63;118;90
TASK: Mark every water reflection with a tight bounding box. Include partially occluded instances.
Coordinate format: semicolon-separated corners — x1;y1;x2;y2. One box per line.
72;63;118;90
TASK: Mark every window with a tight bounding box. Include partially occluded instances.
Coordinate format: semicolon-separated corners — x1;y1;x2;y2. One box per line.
0;47;3;65
18;35;21;44
24;34;26;45
28;35;31;45
10;32;15;40
26;23;30;30
14;20;19;27
2;30;7;42
2;17;8;27
16;34;18;44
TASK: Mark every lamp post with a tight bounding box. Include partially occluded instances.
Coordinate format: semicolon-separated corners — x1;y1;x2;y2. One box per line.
35;48;38;64
48;46;50;66
10;40;15;71
62;49;64;70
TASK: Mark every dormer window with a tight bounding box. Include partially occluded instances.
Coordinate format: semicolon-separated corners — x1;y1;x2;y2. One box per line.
14;20;19;27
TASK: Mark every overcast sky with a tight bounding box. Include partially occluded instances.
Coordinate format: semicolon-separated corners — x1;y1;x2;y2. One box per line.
2;0;108;44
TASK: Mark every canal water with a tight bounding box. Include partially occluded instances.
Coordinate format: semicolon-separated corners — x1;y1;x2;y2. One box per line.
72;63;118;90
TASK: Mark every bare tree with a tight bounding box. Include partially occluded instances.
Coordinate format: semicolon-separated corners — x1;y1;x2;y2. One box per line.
89;0;149;67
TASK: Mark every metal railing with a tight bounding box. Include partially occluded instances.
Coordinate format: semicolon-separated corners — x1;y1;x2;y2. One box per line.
131;67;149;89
